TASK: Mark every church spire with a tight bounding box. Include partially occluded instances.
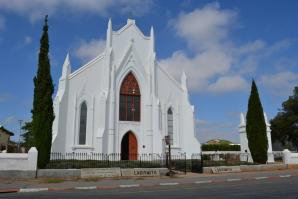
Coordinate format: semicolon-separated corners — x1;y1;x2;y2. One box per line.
150;26;155;53
106;18;112;49
240;112;245;127
61;53;71;79
181;70;187;92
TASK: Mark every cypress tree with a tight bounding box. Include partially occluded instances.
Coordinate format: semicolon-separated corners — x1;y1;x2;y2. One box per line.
246;80;268;164
31;15;54;168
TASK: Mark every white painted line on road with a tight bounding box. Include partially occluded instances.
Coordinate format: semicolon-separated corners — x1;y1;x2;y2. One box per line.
227;178;241;182
120;184;140;188
194;180;212;184
255;177;268;180
74;186;97;190
280;175;291;178
160;182;179;186
19;188;48;193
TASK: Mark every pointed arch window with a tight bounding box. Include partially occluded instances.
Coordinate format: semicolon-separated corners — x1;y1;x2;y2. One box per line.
119;72;141;121
167;108;173;141
79;102;87;145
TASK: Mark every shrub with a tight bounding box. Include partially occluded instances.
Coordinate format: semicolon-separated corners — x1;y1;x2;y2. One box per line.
201;144;240;151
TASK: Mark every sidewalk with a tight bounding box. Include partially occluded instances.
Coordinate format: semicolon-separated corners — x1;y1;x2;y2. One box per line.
1;169;298;193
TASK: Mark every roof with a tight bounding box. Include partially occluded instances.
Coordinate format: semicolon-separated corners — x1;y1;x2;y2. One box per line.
0;126;14;136
205;139;234;145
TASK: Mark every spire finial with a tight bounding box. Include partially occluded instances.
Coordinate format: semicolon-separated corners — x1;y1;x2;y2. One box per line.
107;18;112;48
181;70;188;92
264;112;269;125
62;53;71;78
108;18;112;28
150;26;155;52
240;112;245;126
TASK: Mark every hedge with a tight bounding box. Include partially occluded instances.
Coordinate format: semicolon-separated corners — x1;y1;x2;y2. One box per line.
202;144;240;151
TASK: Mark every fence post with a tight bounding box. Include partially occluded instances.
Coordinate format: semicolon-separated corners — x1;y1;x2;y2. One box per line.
184;153;187;174
201;152;203;173
139;154;142;168
283;149;291;164
28;147;38;171
72;152;75;168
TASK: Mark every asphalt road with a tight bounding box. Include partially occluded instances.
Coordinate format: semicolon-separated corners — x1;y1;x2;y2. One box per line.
1;176;298;199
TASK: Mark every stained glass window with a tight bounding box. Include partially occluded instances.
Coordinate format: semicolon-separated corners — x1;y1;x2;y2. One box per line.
119;72;141;121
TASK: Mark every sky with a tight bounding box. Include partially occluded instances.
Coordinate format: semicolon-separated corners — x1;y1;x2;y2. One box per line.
0;0;298;144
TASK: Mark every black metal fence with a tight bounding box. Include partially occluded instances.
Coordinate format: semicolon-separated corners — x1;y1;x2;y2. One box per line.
46;152;255;172
272;151;283;163
46;152;200;173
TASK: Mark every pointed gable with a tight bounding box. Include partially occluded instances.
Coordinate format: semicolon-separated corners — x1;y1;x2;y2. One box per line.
112;19;153;67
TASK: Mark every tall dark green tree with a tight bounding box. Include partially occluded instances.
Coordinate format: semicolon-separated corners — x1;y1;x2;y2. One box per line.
246;80;268;164
21;121;33;151
271;87;298;150
31;15;54;168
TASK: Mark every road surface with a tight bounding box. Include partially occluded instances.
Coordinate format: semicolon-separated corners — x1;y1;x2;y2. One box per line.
1;175;298;199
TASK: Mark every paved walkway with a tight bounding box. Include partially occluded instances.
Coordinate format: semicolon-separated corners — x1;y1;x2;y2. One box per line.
1;169;298;193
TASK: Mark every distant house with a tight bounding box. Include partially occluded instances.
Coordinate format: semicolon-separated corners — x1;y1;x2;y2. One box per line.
0;126;14;151
206;139;235;145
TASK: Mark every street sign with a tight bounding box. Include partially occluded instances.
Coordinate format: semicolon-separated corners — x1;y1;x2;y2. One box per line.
165;135;173;145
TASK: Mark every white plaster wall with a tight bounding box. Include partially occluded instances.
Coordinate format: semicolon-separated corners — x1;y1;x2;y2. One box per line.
283;149;298;164
156;66;201;156
112;20;151;72
114;50;150;154
0;147;38;171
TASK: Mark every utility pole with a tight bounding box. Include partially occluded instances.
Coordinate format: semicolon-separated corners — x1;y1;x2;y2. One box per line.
18;119;23;152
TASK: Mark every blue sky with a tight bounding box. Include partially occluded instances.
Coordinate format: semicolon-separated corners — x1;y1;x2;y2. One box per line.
0;0;298;144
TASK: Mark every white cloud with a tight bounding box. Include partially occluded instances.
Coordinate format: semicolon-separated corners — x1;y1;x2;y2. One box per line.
0;1;58;23
161;2;242;93
0;0;154;22
266;39;295;55
195;119;238;143
161;3;295;94
260;71;298;95
0;16;5;30
238;40;266;54
208;75;248;93
24;36;32;45
75;39;106;62
115;0;154;17
172;2;236;51
160;50;232;91
0;116;17;126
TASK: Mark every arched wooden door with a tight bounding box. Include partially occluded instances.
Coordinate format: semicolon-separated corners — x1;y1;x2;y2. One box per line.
121;131;138;160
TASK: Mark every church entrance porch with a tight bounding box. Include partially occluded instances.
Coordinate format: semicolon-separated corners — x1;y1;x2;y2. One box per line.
121;131;138;160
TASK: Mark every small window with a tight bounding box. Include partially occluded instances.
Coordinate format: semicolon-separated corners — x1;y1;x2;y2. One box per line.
79;102;87;145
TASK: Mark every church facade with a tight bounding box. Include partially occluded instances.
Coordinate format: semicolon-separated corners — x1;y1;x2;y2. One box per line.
51;19;201;159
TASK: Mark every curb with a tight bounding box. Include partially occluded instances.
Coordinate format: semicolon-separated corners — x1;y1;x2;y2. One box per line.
1;174;297;193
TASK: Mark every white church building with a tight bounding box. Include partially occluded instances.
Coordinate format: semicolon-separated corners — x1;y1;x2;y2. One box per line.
51;19;201;159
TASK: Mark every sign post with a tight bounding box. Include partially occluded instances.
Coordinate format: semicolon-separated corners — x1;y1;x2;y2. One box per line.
165;135;174;176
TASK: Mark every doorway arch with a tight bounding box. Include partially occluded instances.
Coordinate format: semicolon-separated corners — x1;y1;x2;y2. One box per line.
121;131;138;160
